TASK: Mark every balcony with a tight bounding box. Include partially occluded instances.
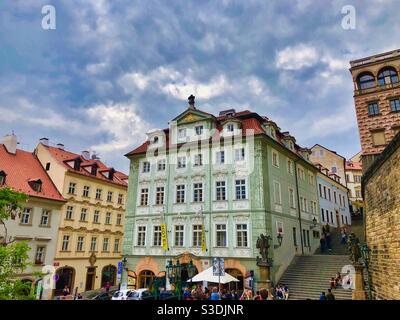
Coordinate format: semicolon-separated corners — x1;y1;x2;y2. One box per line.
355;82;400;96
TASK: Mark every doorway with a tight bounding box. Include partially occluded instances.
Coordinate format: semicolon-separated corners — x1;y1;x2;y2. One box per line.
85;267;96;291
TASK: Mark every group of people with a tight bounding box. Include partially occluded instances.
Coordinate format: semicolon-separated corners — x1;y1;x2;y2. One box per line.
182;283;289;300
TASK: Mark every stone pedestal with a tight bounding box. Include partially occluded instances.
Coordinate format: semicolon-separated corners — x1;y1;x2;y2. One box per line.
256;262;272;291
352;264;367;300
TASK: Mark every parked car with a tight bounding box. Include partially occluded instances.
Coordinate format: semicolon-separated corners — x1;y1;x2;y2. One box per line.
111;289;134;300
159;290;179;300
126;289;155;300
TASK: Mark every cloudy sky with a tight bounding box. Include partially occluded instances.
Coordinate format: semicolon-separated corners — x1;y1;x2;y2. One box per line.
1;0;399;172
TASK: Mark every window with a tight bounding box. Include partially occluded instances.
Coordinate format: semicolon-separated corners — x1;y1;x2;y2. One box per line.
390;99;400;112
20;208;31;225
102;238;109;252
152;136;159;144
40;210;50;226
323;186;327;199
303;197;308;212
371;130;386;146
357;72;375;90
117;194;124;205
178;128;187;139
235;179;246;200
107;191;113;202
334;191;337;204
66;206;74;220
308;173;314;185
68;182;76;194
0;171;5;186
346;174;350;183
194;154;203;167
155;187;165;205
355;189;361;198
236;224;248;247
80;208;87;222
273;181;281;204
142;161;150;173
83;185;90;197
330;212;334;223
287;159;293;174
177;156;186;169
321;209;325;222
95;188;102;200
137;226;146;246
227;124;234;132
318;184;323;197
105;212;112;224
76;236;85;251
45;162;51;171
345;216;348;225
354;175;362;183
216;151;225;164
293;227;297;246
328;189;331;202
216;224;227;247
289;188;296;208
157;159;166;171
140;188;149;206
93;210;100;223
193;183;203;202
62;235;70;251
176;185;185;203
116;214;122;225
272;151;279;167
306;230;310;247
35;246;46;264
195;125;203;135
368;102;380;116
153;226;162;246
192;225;202;247
378;67;399;86
234;148;245;161
174;225;184;247
90;237;97;251
114;239;120;252
331;166;337;174
216;181;226;201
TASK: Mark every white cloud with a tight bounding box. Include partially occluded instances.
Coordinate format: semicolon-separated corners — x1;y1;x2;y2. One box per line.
86;103;150;153
276;44;319;70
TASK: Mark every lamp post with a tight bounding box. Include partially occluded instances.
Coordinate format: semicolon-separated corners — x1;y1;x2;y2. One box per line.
359;244;372;300
277;233;283;246
166;259;183;300
187;260;197;291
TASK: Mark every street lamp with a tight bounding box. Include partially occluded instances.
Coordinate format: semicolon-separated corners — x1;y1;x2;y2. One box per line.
166;259;183;300
359;243;372;300
277;233;283;247
310;217;318;229
187;260;197;290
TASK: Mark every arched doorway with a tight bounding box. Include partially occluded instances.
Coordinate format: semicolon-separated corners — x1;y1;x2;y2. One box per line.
180;263;198;284
101;265;117;287
225;269;244;291
138;270;155;289
55;267;75;296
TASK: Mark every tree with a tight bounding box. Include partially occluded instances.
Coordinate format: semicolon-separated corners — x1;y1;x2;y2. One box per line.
0;187;35;300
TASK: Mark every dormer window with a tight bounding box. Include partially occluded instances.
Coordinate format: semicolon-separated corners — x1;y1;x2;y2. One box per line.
153;136;159;144
74;158;82;171
29;179;42;192
91;163;98;176
178;128;187;139
227;124;235;132
0;170;6;185
195;125;203;136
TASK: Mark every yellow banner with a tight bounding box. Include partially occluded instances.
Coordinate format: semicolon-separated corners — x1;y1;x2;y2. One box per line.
201;225;206;252
161;223;168;251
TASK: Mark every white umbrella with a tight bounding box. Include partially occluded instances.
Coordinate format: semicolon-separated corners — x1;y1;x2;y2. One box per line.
187;267;239;284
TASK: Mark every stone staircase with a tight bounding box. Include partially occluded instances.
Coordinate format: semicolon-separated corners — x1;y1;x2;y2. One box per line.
278;254;353;300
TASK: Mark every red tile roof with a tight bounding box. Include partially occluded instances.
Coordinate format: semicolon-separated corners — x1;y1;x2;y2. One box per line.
44;145;128;187
345;161;363;171
125;108;310;159
0;144;65;202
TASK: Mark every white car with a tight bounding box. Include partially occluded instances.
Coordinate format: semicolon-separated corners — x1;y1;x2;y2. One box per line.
111;289;134;300
126;288;154;300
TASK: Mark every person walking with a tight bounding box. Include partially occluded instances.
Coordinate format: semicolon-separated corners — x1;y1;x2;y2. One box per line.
326;289;335;300
341;229;347;245
103;281;111;292
319;292;327;300
210;287;220;300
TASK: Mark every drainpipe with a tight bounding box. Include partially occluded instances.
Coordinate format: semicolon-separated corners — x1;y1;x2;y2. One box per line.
294;160;304;255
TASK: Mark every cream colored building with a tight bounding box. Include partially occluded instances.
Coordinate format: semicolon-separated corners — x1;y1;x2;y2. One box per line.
35;139;128;296
345;152;364;216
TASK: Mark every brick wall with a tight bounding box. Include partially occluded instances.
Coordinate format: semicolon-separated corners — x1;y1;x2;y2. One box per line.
363;135;400;300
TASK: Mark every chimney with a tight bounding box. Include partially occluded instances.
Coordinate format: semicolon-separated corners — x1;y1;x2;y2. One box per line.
39;137;49;146
188;94;196;109
57;143;65;150
81;150;90;160
2;134;17;154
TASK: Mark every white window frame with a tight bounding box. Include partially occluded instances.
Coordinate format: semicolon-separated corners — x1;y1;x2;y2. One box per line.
276;221;284;235
62;235;70;251
194;154;203;167
287;159;293;175
139;188;149;206
90;237;97;252
93;210;100;223
177;156;186;169
152;225;162;247
215;180;227;201
273;181;282;204
234;178;247;200
216;150;225;165
235;223;249;248
174;224;185;247
142;161;151;173
272;150;279;167
176;184;186;203
157;159;166;171
234;148;245;162
193;182;204;202
195;125;204;136
76;236;85;252
155;186;165;205
40;210;51;227
215;223;228;247
66;206;74;220
192;224;203;247
178;128;187;139
136;225;147;247
35;246;46;264
289;187;296;208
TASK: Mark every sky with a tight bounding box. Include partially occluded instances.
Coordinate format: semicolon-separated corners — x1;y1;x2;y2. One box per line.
1;0;399;173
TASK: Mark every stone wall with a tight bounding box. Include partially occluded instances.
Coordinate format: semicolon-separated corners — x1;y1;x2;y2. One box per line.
363;133;400;300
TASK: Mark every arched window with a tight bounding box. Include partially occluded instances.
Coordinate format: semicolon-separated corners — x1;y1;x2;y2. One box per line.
378;67;399;86
225;269;244;291
55;267;75;296
138;270;155;289
357;72;375;90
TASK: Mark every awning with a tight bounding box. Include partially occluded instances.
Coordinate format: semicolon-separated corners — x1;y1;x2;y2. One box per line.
187;267;239;284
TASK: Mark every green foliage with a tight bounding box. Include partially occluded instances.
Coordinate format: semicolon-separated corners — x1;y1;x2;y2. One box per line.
0;188;34;300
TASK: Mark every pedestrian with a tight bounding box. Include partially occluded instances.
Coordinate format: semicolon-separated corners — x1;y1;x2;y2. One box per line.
259;288;269;300
254;291;261;300
341;229;347;245
104;281;111;292
326;289;335;300
330;277;336;289
326;232;332;251
63;285;70;297
319;292;327;300
210;287;220;300
320;235;326;253
335;272;342;286
183;287;192;300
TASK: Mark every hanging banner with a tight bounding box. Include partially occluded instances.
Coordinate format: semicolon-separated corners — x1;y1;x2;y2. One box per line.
201;225;206;252
161;223;168;251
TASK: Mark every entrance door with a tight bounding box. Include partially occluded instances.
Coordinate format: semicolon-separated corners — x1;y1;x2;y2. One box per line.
85;267;96;291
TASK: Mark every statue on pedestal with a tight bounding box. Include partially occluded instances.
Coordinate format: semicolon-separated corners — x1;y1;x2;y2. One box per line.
256;234;273;266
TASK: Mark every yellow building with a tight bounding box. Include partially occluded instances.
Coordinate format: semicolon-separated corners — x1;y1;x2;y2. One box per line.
35;139;128;296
